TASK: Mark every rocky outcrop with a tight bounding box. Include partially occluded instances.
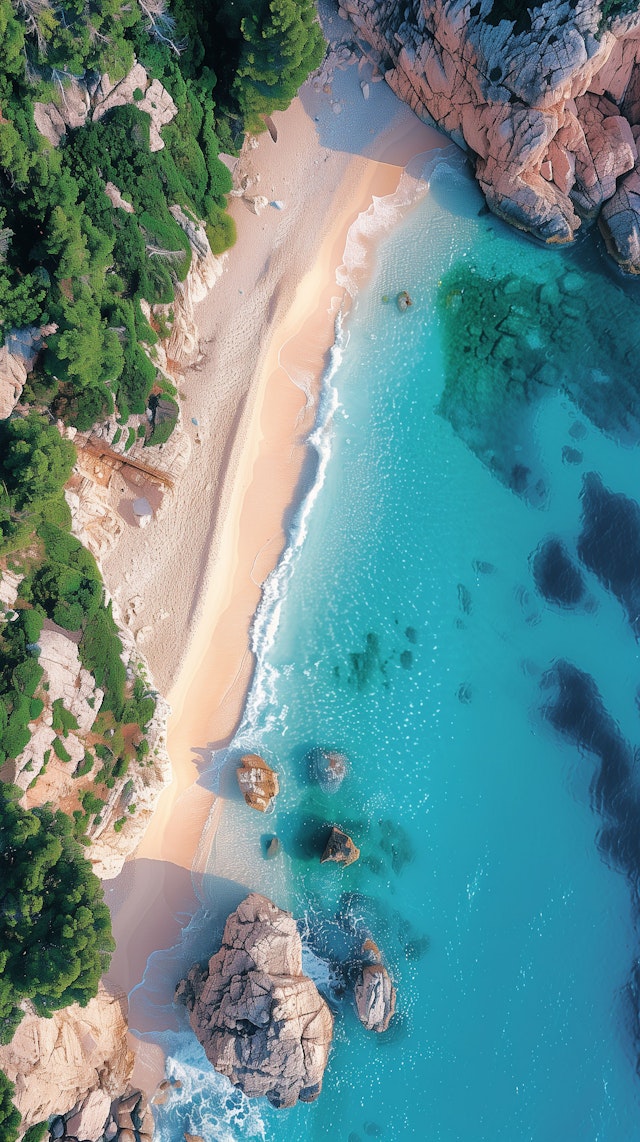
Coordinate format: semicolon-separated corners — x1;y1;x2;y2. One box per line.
176;894;333;1108
340;0;640;269
237;753;280;811
0;324;57;420
354;940;396;1033
34;62;176;152
320;825;360;866
0;986;133;1132
307;747;348;794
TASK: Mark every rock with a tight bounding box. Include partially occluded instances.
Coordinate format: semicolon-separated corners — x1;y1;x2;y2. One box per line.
51;1118;66;1140
307;747;348;794
176;893;333;1108
0;324;57;420
265;835;280;859
0;985;133;1133
185;1135;205;1142
396;290;412;311
116;1131;136;1142
237;754;279;812
64;1090;111;1141
354;963;397;1033
104;182;134;213
338;0;640;264
320;826;360;867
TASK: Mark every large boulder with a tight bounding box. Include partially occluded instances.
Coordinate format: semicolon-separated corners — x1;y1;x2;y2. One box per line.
176;894;333;1108
236;754;279;811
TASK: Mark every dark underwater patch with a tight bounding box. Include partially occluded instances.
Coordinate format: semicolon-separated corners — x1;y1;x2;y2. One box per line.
437;263;640;496
541;660;640;879
578;473;640;636
562;445;583;465
532;537;586;608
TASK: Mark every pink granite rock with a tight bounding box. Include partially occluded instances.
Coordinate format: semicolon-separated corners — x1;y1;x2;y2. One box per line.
339;0;640;268
176;894;333;1108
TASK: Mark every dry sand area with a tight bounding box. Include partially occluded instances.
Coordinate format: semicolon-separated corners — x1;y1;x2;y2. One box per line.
103;39;444;1093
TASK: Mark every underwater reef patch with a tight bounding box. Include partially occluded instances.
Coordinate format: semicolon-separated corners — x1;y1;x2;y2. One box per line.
437;263;640;498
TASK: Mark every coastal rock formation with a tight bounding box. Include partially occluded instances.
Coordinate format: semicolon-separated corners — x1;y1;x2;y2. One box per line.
0;985;133;1132
307;746;348;794
340;0;640;269
237;753;280;811
176;894;333;1107
321;825;360;866
354;941;397;1033
0;324;57;420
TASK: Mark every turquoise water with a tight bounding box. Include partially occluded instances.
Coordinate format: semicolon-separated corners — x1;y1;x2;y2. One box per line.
148;153;640;1140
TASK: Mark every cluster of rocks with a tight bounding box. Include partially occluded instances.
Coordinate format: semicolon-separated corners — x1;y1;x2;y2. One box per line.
0;987;133;1135
48;1089;151;1142
176;894;334;1108
339;0;640;271
176;895;397;1110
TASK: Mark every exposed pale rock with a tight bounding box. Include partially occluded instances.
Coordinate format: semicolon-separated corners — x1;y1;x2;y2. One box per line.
340;0;640;266
0;986;133;1132
0;325;57;420
320;826;359;867
237;753;279;811
37;628;103;735
176;894;333;1108
64;1089;111;1141
0;569;22;610
104;182;135;213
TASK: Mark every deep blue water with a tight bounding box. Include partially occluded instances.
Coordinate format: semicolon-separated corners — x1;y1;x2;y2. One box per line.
149;153;640;1141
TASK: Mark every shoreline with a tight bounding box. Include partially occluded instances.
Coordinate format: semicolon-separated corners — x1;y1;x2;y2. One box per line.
104;69;444;1096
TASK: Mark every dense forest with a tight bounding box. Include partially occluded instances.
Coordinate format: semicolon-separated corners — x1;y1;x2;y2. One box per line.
0;0;325;1135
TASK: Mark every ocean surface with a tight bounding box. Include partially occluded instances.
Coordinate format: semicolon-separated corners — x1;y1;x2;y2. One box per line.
143;149;640;1141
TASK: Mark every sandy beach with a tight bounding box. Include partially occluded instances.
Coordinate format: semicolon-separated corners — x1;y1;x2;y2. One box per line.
103;35;445;1094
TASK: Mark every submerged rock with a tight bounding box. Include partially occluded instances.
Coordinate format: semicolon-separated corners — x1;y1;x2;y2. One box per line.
176;894;333;1108
532;537;586;608
237;754;279;812
321;826;360;867
264;835;280;859
308;747;348;794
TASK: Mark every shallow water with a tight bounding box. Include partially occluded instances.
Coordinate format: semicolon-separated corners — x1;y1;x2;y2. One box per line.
148;153;640;1141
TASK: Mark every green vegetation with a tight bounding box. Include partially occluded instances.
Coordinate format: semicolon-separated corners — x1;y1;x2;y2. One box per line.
0;0;324;1127
0;784;114;1043
0;1072;19;1142
0;0;326;435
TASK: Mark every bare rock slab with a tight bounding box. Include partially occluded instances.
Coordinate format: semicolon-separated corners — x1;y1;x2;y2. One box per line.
176;894;333;1108
237;754;279;811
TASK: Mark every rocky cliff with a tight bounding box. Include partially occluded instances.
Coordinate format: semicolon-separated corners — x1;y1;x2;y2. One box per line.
176;894;334;1108
0;986;133;1132
340;0;640;270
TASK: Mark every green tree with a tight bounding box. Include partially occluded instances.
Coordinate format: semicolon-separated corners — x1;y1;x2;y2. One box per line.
0;415;75;512
0;785;114;1042
232;0;324;132
0;1071;19;1142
